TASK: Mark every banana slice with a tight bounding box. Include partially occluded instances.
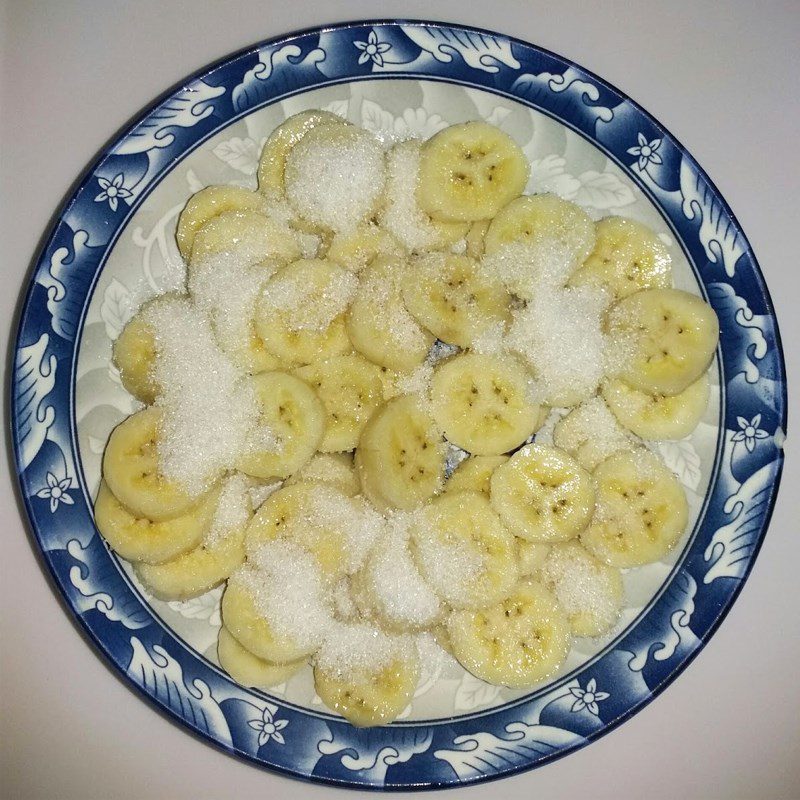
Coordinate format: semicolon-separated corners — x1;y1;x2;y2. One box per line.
431;353;541;455
189;210;301;266
112;308;159;405
313;631;420;727
295;354;386;452
417;121;529;222
569;216;672;299
539;541;624;637
490;444;595;543
221;577;320;664
327;223;404;273
236;371;325;480
447;579;570;688
379;139;469;251
401;252;511;347
346;257;434;372
602;374;710;440
582;449;689;568
553;396;637;472
136;524;246;601
217;626;306;689
517;539;551;576
103;407;200;521
483;194;596;298
465;219;490;259
409;491;518;609
176;186;268;261
353;448;393;512
285;124;385;232
94;480;217;565
607;288;719;395
257;110;348;198
445;455;509;496
285;452;360;497
255;258;355;367
356;395;446;510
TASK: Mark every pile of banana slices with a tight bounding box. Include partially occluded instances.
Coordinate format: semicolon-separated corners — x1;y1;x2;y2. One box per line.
95;110;720;726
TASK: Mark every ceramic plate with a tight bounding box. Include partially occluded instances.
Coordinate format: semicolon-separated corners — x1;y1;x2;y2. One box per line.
10;20;787;790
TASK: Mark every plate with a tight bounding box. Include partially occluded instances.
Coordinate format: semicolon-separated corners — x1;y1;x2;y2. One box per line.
10;20;786;790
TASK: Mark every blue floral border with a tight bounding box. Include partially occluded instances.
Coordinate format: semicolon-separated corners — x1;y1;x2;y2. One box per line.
9;20;787;790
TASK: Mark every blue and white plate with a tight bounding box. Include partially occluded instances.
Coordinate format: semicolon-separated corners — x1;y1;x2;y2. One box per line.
10;20;787;790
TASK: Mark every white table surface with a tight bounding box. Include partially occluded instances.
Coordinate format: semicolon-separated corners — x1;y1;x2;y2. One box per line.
1;2;798;798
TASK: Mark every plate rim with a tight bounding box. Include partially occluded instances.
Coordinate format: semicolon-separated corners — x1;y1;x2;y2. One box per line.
9;18;787;791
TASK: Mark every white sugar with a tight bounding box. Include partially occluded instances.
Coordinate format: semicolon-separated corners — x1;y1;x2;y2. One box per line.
285;127;385;233
331;578;359;621
298;232;322;258
395;361;433;398
507;284;611;407
315;620;411;678
247;480;283;510
204;472;252;547
481;239;576;299
144;297;261;496
470;321;507;356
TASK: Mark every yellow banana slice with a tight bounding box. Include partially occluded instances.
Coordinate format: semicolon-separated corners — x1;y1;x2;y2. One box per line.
517;539;551;576
112;310;158;405
445;455;509;496
94;480;217;565
490;444;595;543
356;395;446;510
327;223;404;273
465;219;490;259
582;449;689;568
285;452;360;497
217;626;306;689
607;287;719;395
417;121;529;222
602;374;710;440
431;353;541;455
401;252;511;347
236;371;325;480
409;491;518;609
295;354;386;452
447;579;570;688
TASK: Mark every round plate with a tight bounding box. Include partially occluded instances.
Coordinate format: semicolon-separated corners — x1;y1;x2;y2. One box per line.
10;20;786;790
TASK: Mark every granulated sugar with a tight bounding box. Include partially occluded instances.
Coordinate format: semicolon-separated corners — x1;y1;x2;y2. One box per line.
285;127;385;233
204;472;252;548
314;620;411;677
395;361;433;398
144;297;262;496
481;239;576;299
247;480;283;510
470;321;507;356
331;578;359;621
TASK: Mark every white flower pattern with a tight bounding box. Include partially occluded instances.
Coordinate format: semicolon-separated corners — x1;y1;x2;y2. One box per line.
627;133;663;171
569;678;609;715
354;31;391;66
247;706;289;747
732;414;769;453
94;173;132;211
36;472;74;512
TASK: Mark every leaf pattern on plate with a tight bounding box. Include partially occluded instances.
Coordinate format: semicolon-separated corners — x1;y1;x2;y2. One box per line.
656;437;702;491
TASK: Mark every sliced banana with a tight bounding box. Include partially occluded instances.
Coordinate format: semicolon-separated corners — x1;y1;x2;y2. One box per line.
447;579;570;688
94;480;217;565
410;491;518;609
517;539;551;576
582;449;689;568
402;252;511;347
346;257;434;372
431;353;541;455
353;448;394;512
417;121;529;222
189;210;301;266
255;258;355;367
602;374;710;440
136;524;246;601
313;636;420;727
483;194;596;298
445;455;509;497
607;287;719;395
465;219;490;259
295;354;386;452
257;109;348;198
221;577;319;663
236;371;325;480
553;396;637;472
356;395;445;510
490;444;595;543
217;626;306;689
379;139;469;251
112;308;159;405
327;223;404;273
176;186;268;261
285;124;385;232
103;407;200;521
569;216;672;299
285;452;360;497
539;541;624;637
